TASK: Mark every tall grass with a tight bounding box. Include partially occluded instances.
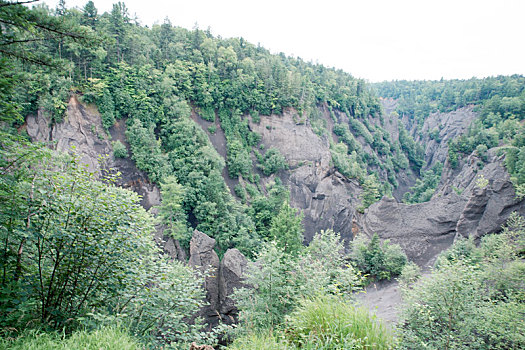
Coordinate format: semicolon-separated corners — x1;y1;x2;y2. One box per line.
285;295;394;349
227;331;294;350
0;326;141;350
227;294;395;349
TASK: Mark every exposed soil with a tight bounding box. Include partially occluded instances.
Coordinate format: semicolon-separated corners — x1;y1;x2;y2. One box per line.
356;278;403;325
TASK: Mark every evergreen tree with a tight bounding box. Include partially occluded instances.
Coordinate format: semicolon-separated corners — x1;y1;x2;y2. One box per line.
268;202;304;255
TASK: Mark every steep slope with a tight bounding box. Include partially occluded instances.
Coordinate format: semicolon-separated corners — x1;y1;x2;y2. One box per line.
249;108;362;243
357;96;525;265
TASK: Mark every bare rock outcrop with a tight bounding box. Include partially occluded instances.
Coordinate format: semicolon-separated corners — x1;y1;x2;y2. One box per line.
359;155;525;265
218;249;248;323
189;230;220;314
26;96;113;175
358;194;465;265
453;159;525;240
188;230;249;326
250;109;361;243
413;107;477;170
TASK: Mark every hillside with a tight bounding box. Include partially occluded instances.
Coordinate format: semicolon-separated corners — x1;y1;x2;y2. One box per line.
1;1;524;349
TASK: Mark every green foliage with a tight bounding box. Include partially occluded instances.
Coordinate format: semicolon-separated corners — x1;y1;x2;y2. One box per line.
233;241;300;330
398;125;424;172
259;147;288;175
125;118;172;183
249;180;289;239
301;230;364;296
99;89;116;129
227;330;291;350
0;327;141;350
398;261;422;286
506;146;525;193
0;146;210;347
228;295;394;350
350;233;407;281
0;150;157;330
349;118;374;144
330;143;365;180
158;176;189;242
284;295;395;350
378;77;525;186
111;139;128;158
227;139;252;178
358;174;381;211
113;259;213;347
403;163;443;203
399;213;525;350
269;202;304;255
233;230;363;334
374;76;525;127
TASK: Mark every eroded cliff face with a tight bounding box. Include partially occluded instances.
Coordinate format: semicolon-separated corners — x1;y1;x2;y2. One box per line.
249;108;362;243
25;96;187;261
414;106;478;170
25;95;524;269
357;103;524;265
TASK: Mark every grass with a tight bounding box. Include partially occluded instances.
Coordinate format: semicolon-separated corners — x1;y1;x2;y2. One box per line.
285;295;394;349
0;326;141;350
227;294;395;350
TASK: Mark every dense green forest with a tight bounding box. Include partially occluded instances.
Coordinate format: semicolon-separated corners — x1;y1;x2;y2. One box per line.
2;0;418;256
1;1;524;349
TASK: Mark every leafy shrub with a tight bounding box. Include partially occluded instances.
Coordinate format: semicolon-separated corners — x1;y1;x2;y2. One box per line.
300;229;364;296
398;261;422;285
227;139;253;178
399;213;525;350
259;148;288;175
0;150;210;347
112;139;128;158
233;241;300;330
350;233;407;281
226;331;291;350
358;175;381;211
269;202;304;255
233;230;363;333
125;118;172;183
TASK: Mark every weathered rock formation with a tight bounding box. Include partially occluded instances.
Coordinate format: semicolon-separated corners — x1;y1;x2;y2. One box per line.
189;230;221;317
413;107;477;170
358;155;525;265
25;96;180;257
249;108;362;243
188;230;248;326
357;194;465;265
218;249;248;322
25;95;525;284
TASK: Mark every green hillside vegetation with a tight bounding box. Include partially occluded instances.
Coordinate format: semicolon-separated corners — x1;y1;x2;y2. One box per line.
1;1;524;349
2;0;431;251
375;77;525;201
399;213;525;349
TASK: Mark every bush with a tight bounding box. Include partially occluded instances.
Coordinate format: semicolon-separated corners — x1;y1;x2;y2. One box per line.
399;213;525;349
233;241;300;330
350;233;407;281
112;140;128;158
226;331;291;350
301;230;364;296
227;295;394;350
398;261;422;285
259;148;287;175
